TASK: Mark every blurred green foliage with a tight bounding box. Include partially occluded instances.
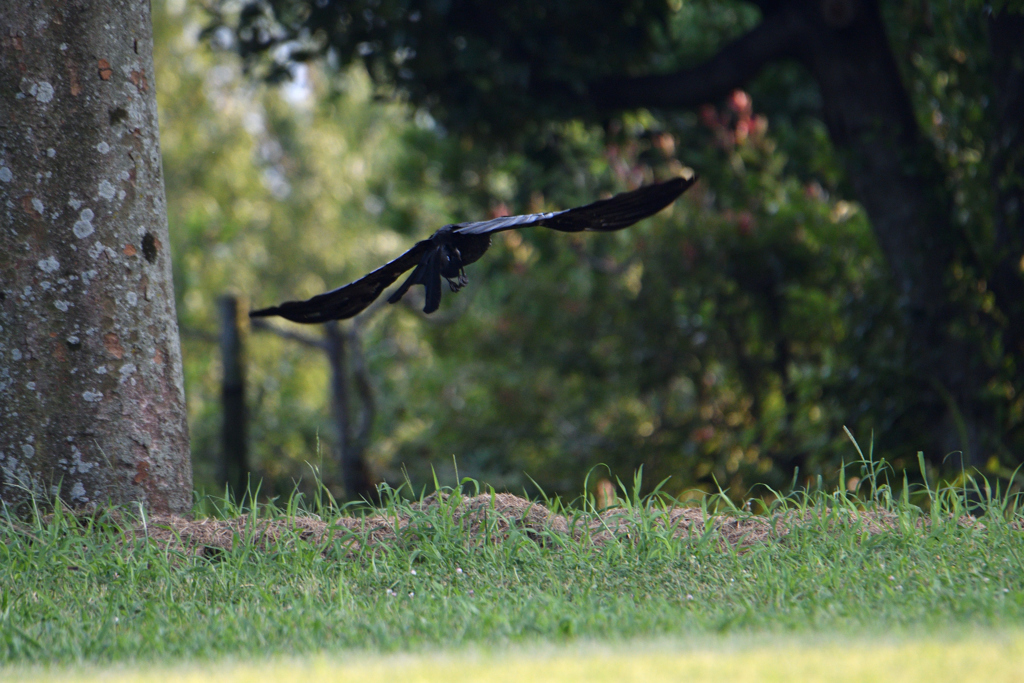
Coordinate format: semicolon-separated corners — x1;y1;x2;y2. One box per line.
157;0;443;493
157;0;1020;502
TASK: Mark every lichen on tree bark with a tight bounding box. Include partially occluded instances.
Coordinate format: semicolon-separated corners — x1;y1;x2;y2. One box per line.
0;1;192;514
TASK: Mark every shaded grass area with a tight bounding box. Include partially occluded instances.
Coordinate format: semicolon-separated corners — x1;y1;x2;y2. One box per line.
2;462;1024;665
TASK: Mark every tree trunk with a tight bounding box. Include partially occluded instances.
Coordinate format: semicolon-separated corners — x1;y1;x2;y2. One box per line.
988;11;1024;366
792;0;983;466
0;0;192;514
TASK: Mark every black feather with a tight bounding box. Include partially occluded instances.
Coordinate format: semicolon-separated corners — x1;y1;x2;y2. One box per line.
250;175;696;323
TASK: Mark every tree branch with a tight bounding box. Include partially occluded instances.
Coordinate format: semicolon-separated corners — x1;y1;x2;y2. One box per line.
590;7;803;110
249;318;327;350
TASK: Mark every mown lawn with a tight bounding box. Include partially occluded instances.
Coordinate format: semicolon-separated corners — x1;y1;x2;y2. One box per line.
9;633;1024;683
2;470;1023;675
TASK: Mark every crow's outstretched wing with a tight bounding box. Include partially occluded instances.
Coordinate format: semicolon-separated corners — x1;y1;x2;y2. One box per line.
249;240;432;323
250;175;696;323
452;175;696;236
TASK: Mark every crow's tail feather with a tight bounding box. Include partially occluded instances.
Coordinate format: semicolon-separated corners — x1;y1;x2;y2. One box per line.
388;247;444;313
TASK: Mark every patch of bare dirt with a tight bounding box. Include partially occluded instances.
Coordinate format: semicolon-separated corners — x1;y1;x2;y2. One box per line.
111;493;941;557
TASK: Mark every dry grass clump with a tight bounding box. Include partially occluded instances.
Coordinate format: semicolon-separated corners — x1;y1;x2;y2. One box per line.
115;491;928;557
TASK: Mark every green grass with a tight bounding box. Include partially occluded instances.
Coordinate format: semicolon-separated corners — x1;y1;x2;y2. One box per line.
2;459;1024;667
10;633;1024;682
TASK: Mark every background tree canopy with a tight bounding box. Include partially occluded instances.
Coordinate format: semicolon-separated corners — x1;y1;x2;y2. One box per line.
160;0;1024;501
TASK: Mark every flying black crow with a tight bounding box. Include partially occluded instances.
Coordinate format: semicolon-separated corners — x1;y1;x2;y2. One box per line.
250;174;696;323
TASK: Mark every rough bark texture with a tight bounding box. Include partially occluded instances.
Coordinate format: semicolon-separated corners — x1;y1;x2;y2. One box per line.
0;0;192;513
593;0;991;465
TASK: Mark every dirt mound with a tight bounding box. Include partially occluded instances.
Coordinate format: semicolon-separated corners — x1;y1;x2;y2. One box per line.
116;493;922;557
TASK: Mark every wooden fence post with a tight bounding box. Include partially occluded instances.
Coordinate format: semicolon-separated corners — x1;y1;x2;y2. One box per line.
325;321;374;501
218;295;249;502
